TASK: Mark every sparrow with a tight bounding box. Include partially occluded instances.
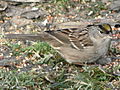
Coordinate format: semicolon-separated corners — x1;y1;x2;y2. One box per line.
5;23;113;65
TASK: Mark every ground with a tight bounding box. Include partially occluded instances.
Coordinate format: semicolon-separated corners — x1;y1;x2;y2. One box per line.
0;0;120;89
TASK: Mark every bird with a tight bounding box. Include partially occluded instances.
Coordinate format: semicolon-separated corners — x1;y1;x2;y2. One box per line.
5;23;113;65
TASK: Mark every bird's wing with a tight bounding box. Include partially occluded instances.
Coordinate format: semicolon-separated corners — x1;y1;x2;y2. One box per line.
46;28;94;50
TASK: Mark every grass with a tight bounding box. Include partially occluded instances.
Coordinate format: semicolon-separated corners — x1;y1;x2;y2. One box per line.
0;63;119;89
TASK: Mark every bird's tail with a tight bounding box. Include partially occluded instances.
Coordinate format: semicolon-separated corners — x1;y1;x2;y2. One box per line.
4;32;63;47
